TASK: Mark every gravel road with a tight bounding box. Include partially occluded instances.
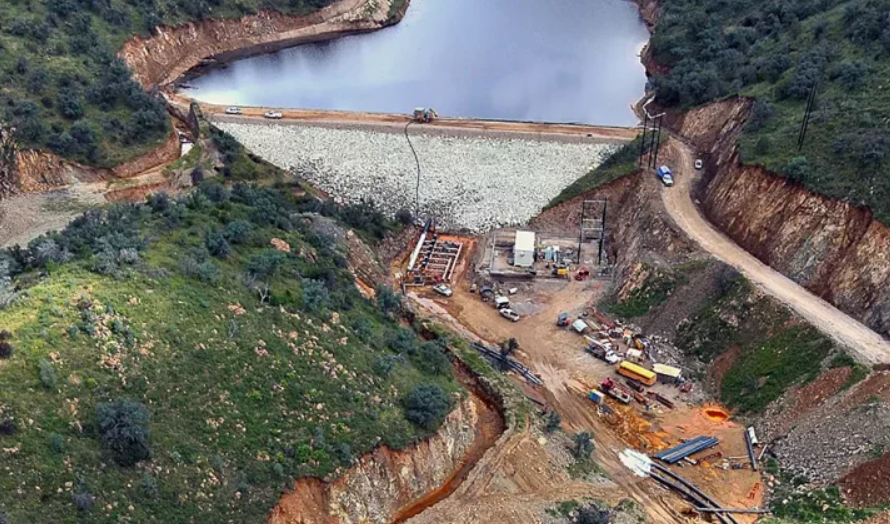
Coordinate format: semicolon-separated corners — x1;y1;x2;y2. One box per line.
662;139;890;364
215;121;619;231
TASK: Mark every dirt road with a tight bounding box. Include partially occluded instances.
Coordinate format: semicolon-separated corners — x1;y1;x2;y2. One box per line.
170;94;639;144
662;139;890;365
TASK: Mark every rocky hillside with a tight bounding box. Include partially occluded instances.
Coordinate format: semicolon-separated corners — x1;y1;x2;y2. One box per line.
0;136;467;523
120;0;402;88
272;396;482;524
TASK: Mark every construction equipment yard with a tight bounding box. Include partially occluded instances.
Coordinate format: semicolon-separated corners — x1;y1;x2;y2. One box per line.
398;229;767;524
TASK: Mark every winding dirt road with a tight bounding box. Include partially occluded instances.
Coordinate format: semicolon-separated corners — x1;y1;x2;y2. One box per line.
662;139;890;365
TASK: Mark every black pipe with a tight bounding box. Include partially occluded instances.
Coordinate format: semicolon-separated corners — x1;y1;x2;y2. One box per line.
650;474;732;524
745;428;758;472
652;463;741;524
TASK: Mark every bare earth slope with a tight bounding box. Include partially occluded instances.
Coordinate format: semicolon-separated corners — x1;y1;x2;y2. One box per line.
662;138;890;365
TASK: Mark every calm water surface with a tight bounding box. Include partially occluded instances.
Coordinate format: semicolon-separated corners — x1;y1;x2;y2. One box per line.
187;0;649;126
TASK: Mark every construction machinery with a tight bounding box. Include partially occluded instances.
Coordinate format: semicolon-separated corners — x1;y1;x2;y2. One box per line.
413;107;438;123
575;267;590;281
600;378;632;404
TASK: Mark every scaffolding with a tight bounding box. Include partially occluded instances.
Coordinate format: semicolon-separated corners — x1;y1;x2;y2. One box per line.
405;220;465;286
578;199;607;266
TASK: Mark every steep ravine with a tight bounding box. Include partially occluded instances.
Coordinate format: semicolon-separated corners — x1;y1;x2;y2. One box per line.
270;365;505;524
668;99;890;339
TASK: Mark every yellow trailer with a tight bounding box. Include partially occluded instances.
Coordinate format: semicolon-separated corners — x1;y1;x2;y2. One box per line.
617;361;656;386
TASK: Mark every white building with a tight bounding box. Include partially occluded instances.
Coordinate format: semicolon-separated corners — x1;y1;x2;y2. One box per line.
513;230;536;268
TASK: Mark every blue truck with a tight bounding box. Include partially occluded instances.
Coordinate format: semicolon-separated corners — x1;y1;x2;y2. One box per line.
656;165;674;187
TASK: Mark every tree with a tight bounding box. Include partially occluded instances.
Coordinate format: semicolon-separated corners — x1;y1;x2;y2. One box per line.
223;220;253;244
784;156;812;183
572;431;594;459
577;503;611;524
95;399;151;466
247;250;286;279
499;338;519;370
544;410;561;433
376;284;402;316
404;383;451;431
301;278;330;312
414;339;451;375
57;87;85;120
205;229;231;259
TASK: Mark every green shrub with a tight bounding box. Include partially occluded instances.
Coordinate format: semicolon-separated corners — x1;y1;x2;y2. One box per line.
0;342;13;359
545;411;562;433
413;340;451;375
95;399;151;467
572;432;594;459
404;383;451;431
38;359;56;389
224;220;253;244
49;433;66;454
301;278;330;313
375;285;402;316
141;473;159;499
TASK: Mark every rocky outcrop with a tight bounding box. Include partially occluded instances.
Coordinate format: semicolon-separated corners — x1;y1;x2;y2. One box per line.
270;396;482;524
671;99;890;339
119;0;401;88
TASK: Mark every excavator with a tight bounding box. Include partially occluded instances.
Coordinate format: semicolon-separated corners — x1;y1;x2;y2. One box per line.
413;107;438;123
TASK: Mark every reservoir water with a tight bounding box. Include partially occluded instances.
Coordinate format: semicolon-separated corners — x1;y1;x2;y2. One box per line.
186;0;649;126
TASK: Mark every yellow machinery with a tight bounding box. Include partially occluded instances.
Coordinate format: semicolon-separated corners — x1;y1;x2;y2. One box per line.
413;107;438;123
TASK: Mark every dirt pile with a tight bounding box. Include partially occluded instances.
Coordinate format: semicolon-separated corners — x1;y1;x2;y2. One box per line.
119;0;399;88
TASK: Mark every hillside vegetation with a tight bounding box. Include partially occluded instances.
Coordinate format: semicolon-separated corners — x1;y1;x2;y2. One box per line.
0;151;460;522
674;270;868;414
0;0;335;167
650;0;890;224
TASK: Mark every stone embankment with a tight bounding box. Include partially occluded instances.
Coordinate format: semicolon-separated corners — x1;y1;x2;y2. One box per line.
214;121;618;232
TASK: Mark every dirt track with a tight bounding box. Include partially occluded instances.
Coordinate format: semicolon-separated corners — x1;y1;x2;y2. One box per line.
172;95;639;144
662;139;890;365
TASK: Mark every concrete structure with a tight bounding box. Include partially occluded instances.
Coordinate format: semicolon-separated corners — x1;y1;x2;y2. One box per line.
513;230;536;267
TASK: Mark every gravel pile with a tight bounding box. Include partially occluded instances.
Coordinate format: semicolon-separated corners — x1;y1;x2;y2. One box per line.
769;399;890;484
215;122;618;231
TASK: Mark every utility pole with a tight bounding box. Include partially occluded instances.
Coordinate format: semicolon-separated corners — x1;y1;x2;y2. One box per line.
797;78;818;151
639;97;666;170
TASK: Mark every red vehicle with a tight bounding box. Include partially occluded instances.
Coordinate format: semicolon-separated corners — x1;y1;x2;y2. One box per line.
575;268;590;281
600;378;632;404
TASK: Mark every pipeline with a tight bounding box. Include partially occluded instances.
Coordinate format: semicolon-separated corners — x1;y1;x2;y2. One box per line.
649;474;733;524
651;463;741;524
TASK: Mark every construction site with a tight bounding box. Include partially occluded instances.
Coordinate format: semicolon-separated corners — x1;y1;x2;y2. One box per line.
389;178;768;523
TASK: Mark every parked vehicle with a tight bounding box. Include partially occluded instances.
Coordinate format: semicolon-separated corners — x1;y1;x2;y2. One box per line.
603;350;621;364
617;361;657;387
264;111;283;119
557;312;569;327
499;308;521;322
656;165;674;187
225;107;243;115
600;378;632;404
572;319;588;334
433;284;453;297
494;296;510;309
575;267;590;281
